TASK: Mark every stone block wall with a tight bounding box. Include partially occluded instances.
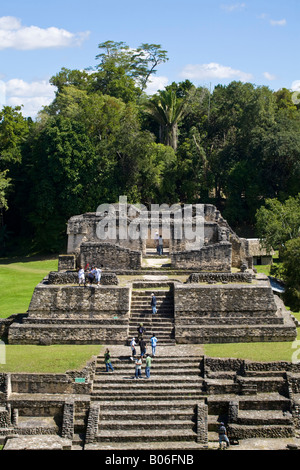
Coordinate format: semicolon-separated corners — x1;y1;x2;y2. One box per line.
171;242;232;271
58;255;76;271
48;271;119;285
7;281;131;345
26;283;131;318
186;272;253;284
174;281;297;343
80;242;142;271
174;281;277;317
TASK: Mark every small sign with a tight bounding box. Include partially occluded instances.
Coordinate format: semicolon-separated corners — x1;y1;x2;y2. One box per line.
75;378;86;384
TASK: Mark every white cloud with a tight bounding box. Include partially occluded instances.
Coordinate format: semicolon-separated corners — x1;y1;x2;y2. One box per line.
263;72;276;81
270;19;287;26
145;76;169;95
0;16;90;50
220;3;246;12
1;78;57;117
180;63;253;82
291;80;300;92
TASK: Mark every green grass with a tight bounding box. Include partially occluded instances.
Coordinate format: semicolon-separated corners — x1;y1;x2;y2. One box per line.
204;334;300;363
0;256;58;318
0;344;103;373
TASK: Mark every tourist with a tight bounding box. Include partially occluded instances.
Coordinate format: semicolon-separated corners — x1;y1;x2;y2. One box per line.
87;266;95;286
158;235;163;255
154;231;159;251
150;333;158;357
104;348;114;372
140;338;147;357
130;337;137;360
145;354;152;378
94;265;102;286
78;266;85;286
137;323;146;343
218;422;230;448
151;293;157;314
135;356;143;379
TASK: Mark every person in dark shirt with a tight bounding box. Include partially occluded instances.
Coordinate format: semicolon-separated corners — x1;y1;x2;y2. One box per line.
140;338;147;357
218;422;230;448
151;293;157;314
137;323;146;343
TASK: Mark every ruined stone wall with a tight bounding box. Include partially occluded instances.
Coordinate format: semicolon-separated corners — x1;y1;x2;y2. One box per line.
186;272;253;283
67;213;145;255
174;282;277;317
26;283;131;318
171;242;232;271
80;242;142;271
7;281;131;345
173;281;297;343
48;271;119;285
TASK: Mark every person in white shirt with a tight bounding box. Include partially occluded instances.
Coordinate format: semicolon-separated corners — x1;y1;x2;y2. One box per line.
78;267;85;286
154;231;159;252
94;266;102;286
130;337;137;360
150;334;158;356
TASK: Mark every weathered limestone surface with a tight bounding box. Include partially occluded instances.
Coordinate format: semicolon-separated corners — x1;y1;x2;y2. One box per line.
171;242;232;271
26;282;130;317
7;281;131;345
80;242;142;271
174;280;297;343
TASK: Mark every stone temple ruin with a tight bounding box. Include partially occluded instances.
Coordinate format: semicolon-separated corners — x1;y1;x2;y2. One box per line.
1;203;300;451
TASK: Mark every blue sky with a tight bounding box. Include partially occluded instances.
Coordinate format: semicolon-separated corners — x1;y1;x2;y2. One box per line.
0;0;299;117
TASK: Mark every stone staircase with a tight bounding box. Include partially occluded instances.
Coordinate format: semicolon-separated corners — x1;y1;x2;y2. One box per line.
87;353;205;450
204;363;295;443
128;288;175;346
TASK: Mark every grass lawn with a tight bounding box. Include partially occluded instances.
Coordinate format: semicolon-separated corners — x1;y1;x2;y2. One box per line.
204;335;300;363
0;344;103;373
0;256;58;318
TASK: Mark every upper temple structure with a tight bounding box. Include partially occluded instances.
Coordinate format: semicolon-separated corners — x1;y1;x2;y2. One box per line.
5;203;297;346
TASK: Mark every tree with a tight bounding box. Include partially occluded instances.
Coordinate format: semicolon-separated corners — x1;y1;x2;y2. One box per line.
281;237;300;311
255;195;300;254
25;115;99;251
144;88;191;151
0;170;10;211
95;41;168;91
0;105;30;224
49;68;93;94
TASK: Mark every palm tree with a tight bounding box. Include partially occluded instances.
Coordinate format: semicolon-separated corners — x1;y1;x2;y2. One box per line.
145;89;189;151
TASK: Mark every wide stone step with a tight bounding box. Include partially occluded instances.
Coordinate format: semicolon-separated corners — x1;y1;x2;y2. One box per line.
237;409;293;425
85;441;204;451
96;355;203;363
94;376;203;384
91;386;203;396
90;399;199;409
95;428;197;443
239;376;286;393
207;393;291;412
98;419;195;431
92;382;203;392
244;370;287;378
128;326;174;332
100;409;195;421
176;317;284;325
91;392;203;401
228;423;295;439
